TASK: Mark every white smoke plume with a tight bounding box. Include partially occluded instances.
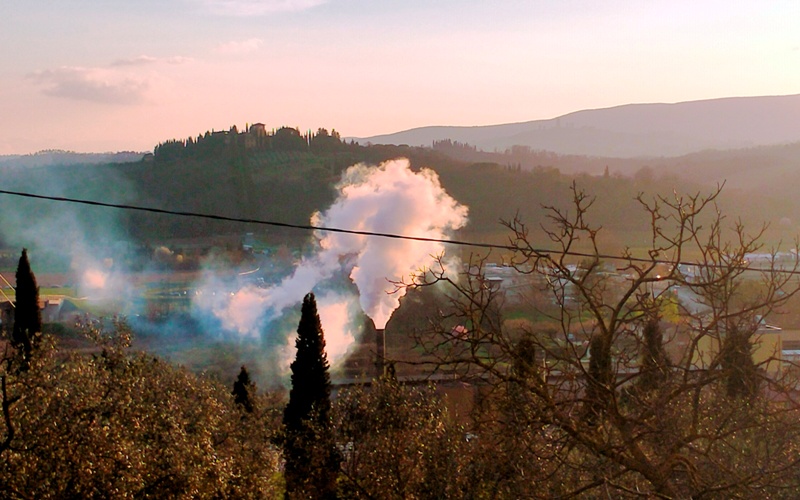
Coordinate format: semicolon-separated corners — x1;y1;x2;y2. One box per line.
315;158;468;327
76;256;123;298
197;158;468;365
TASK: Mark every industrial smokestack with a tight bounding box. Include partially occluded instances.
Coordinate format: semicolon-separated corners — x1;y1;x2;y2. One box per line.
363;316;386;378
376;327;386;378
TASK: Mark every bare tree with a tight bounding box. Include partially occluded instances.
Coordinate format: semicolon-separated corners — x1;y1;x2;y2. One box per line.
406;183;800;497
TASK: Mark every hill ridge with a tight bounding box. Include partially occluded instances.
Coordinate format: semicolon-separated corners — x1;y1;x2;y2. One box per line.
351;94;800;158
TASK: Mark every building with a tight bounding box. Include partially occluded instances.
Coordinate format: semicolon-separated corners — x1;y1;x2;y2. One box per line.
0;296;65;335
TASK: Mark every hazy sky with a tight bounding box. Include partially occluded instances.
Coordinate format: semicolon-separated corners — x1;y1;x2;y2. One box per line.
1;0;798;154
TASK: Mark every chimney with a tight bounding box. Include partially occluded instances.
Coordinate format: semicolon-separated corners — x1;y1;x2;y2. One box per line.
363;317;386;379
376;327;386;377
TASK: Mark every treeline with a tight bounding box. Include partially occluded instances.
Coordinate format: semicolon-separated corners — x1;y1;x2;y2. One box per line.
432;138;644;176
153;126;352;162
0;150;145;168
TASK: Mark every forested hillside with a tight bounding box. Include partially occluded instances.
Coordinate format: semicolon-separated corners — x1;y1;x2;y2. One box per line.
1;124;797;255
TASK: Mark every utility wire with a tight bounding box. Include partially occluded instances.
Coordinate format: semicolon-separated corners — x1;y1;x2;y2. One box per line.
0;188;510;248
0;188;795;275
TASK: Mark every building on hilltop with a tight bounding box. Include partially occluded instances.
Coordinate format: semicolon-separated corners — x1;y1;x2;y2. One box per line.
244;123;268;149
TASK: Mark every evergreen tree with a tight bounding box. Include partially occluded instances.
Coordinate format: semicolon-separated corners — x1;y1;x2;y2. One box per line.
720;321;759;399
232;365;256;413
12;249;41;368
585;333;612;421
282;293;339;499
637;316;670;392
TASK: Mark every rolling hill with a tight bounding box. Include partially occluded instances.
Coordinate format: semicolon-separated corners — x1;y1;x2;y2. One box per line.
352;94;800;158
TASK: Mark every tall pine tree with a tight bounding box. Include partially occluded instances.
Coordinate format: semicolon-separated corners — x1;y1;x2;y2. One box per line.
282;293;339;499
12;249;41;368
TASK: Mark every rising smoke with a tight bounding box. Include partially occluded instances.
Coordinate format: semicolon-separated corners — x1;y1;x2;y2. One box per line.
0;156;468;382
0;165;138;305
194;158;468;367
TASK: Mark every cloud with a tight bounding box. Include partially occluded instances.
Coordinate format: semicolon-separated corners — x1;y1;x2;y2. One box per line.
201;0;327;16
110;55;159;66
110;55;193;67
29;54;191;105
29;66;150;105
214;38;264;55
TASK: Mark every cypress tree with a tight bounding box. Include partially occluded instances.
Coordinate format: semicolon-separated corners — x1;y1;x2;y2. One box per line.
720;321;759;399
12;249;41;368
638;316;670;392
585;333;612;422
282;293;339;499
232;365;256;413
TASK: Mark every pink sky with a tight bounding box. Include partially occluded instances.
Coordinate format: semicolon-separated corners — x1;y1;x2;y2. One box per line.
1;0;799;154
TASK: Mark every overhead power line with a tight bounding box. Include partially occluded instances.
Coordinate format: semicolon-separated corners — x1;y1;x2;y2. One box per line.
0;188;794;275
0;188;510;249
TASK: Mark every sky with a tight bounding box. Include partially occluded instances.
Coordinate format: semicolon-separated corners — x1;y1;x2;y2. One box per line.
1;0;799;154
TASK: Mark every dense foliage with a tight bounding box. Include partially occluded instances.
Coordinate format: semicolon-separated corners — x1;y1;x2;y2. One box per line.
333;378;467;498
0;320;283;499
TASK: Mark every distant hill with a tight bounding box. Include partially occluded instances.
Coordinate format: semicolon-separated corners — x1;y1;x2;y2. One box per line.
0;150;145;168
352;94;800;158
